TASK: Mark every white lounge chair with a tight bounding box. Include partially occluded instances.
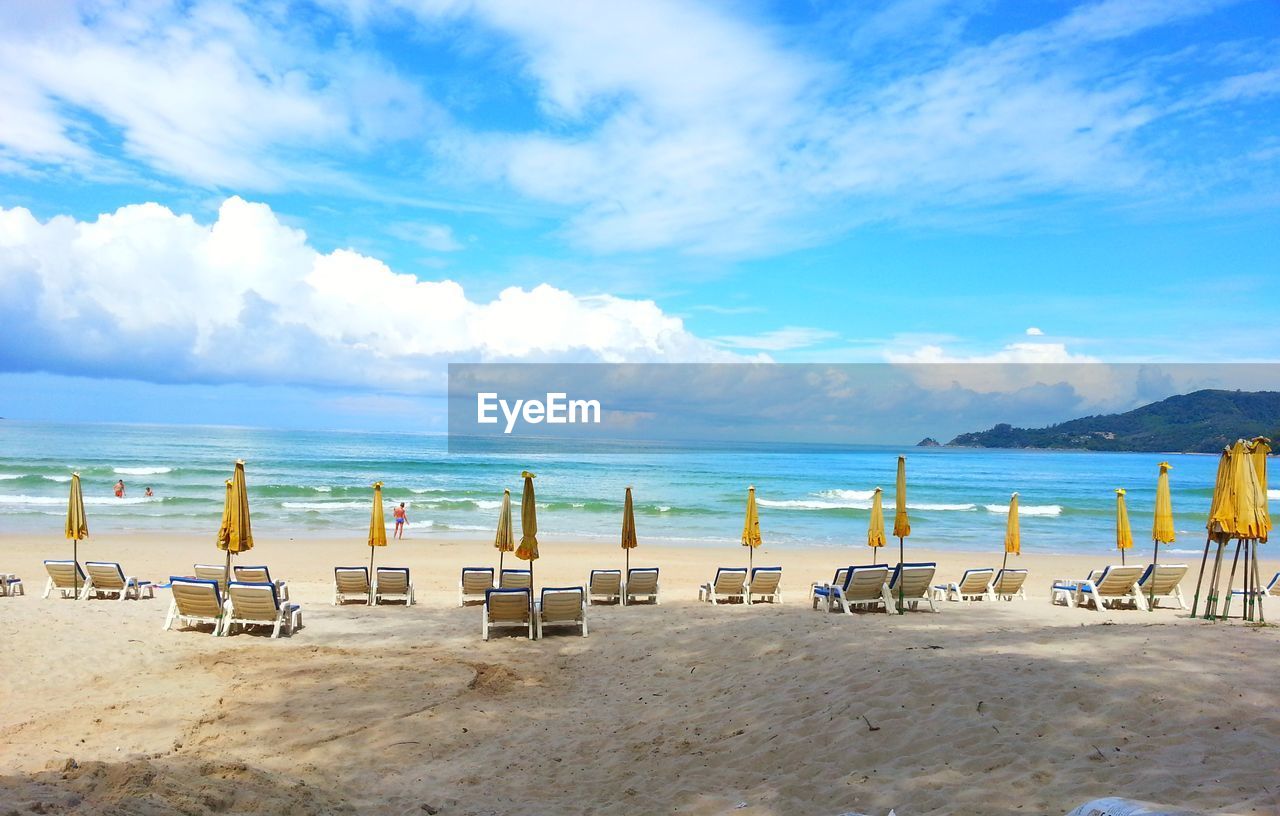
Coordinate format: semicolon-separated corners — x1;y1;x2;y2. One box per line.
934;568;994;602
164;577;224;635
624;567;660;605
194;563;229;592
811;567;850;609
1051;565;1147;611
483;587;534;640
698;567;747;604
747;566;783;604
2;572;25;596
814;565;889;613
500;569;532;590
223;581;302;638
1137;564;1189;610
537;586;588;638
587;569;622;604
374;567;415;605
43;560;87;599
233;565;289;601
459;567;495;606
81;561;154;601
883;562;938;612
333;566;372;605
989;568;1029;601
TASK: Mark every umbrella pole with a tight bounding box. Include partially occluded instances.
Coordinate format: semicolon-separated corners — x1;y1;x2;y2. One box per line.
1148;542;1159;611
1253;540;1265;624
897;536;905;615
1120;548;1125;566
499;551;504;578
1190;536;1212;617
1204;541;1226;620
73;539;79;600
370;545;375;580
1222;539;1243;620
224;549;231;588
624;549;629;606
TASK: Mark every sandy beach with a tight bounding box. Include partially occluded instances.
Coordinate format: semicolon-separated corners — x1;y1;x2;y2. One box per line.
0;532;1276;815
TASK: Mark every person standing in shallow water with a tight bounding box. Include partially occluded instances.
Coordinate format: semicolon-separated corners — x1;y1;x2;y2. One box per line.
392;502;407;539
114;479;126;498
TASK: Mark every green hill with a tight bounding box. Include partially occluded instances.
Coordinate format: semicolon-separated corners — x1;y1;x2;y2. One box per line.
948;390;1280;453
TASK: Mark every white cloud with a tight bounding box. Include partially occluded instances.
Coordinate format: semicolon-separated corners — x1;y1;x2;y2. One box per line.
0;198;733;392
1025;326;1044;336
713;327;839;352
388;222;465;252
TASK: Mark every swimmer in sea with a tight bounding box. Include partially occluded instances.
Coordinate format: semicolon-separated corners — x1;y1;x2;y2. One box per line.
114;479;126;498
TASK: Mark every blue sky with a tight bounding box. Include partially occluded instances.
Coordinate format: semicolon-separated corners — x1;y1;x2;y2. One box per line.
0;0;1277;430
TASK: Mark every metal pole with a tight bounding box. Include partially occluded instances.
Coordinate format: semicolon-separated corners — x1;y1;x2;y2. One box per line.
897;536;905;614
1204;541;1226;620
1148;542;1159;611
1222;539;1243;620
1190;537;1212;617
73;539;79;600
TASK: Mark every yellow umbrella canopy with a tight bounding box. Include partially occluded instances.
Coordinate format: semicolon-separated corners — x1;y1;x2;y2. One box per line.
1153;463;1175;545
867;487;886;561
1004;492;1021;555
1210;440;1268;542
1115;488;1134;563
65;472;88;597
1248;437;1271;543
495;488;515;552
1206;448;1232;543
742;485;762;571
515;471;539;562
367;481;387;574
217;461;254;566
216;479;233;545
892;456;911;538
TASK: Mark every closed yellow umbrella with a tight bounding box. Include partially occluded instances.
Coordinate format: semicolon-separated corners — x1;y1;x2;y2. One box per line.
368;481;388;575
1115;488;1134;565
1149;463;1175;609
999;491;1020;590
622;486;638;582
494;488;514;576
216;479;233;548
741;485;762;573
515;471;539;594
1245;438;1270;543
892;456;910;614
867;487;886;564
65;472;88;598
216;460;254;581
1194;448;1233;617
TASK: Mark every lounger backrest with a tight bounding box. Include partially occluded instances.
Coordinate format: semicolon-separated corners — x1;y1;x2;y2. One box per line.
85;561;127;590
233;565;271;584
749;567;781;593
194;564;229;587
589;570;621;594
627;568;659;594
228;581;281;621
541;587;584;622
170;577;222;617
713;568;747;595
44;560;86;588
1269;572;1280;596
462;568;494;595
376;567;410;594
1093;565;1143;594
958;568;994;594
1137;564;1187;595
335;567;370;593
500;569;532;589
991;569;1028;594
889;563;936;598
831;567;851;588
844;566;889;600
486;588;531;622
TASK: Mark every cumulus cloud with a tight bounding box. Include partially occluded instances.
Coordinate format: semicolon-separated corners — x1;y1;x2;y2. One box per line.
1025;327;1044;336
713;327;839;352
0;198;734;392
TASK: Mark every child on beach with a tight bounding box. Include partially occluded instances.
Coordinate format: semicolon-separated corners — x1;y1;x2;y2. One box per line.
114;479;126;498
393;503;407;539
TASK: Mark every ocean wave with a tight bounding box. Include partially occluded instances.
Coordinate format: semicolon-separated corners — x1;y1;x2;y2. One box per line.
281;501;370;511
0;474;21;480
44;475;72;482
985;503;1062;516
114;466;173;476
657;505;671;512
0;494;160;506
758;498;865;510
402;520;435;529
1270;489;1279;501
816;489;877;501
910;503;977;511
314;486;332;493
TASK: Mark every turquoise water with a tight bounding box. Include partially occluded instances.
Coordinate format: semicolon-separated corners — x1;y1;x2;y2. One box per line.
0;420;1267;556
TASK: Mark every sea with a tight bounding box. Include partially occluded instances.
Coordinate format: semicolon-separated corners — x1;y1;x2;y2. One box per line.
0;420;1271;557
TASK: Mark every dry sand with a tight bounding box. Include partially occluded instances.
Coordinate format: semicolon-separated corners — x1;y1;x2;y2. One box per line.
1;532;1277;816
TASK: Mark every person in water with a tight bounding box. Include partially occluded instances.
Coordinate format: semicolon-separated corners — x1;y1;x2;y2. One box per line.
392;502;407;539
144;487;154;497
114;479;126;498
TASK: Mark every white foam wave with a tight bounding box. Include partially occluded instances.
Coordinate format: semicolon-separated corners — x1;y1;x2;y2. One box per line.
409;488;446;494
657;505;671;512
1270;489;1279;501
0;474;21;480
985;503;1062;516
114;466;172;475
402;520;435;529
0;494;158;506
43;475;72;482
314;486;331;493
758;498;867;510
281;501;368;511
909;503;976;511
816;489;877;501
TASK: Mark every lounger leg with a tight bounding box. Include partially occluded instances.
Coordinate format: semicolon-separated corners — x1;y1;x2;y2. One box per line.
482;615;490;641
164;600;177;630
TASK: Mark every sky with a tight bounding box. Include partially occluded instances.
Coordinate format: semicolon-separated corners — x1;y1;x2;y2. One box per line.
0;0;1277;433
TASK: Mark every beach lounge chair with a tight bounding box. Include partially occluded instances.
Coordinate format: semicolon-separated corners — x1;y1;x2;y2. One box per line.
587;569;622;604
164;577;224;635
934;568;995;602
811;567;851;609
989;568;1029;601
1;572;24;596
194;563;229;591
813;565;890;613
1136;564;1189;610
459;567;495;606
233;565;289;601
333;566;372;605
625;567;660;605
1051;565;1147;611
43;560;87;599
374;567;415;605
482;587;534;640
82;561;155;601
537;586;588;638
747;566;783;604
500;569;532;590
223;581;302;638
698;567;747;604
883;563;939;612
